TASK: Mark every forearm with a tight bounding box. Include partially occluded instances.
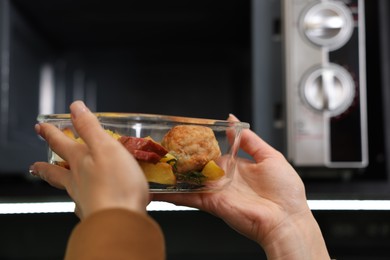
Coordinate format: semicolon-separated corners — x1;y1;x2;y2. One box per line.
65;208;165;260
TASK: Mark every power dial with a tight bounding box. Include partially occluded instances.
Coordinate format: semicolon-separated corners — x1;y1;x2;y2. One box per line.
300;64;355;116
300;1;354;50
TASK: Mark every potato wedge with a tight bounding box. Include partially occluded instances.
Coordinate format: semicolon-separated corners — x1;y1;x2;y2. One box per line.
201;160;225;181
62;128;76;139
105;129;121;140
62;128;121;144
139;161;176;185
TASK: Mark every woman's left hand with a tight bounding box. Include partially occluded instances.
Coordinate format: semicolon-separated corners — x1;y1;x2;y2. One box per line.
30;101;149;219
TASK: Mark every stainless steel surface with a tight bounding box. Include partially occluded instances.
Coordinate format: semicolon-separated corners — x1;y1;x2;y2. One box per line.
283;0;368;168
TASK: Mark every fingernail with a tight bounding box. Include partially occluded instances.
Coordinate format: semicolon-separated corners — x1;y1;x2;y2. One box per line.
228;113;239;121
29;165;39;177
34;124;41;135
71;101;89;119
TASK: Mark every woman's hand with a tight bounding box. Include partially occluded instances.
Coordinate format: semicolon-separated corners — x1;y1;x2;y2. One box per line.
30;101;149;220
154;115;330;259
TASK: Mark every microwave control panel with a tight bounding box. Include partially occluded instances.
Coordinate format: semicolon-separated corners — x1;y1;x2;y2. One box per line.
283;0;368;168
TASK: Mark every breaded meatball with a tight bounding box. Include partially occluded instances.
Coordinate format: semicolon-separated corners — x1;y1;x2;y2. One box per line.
161;125;221;173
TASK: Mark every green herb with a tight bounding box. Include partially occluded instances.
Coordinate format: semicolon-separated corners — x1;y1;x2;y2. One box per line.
176;171;206;185
166;159;177;171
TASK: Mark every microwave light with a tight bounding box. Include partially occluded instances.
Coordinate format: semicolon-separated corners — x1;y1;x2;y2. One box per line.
1;200;390;214
307;200;390;210
0;201;196;214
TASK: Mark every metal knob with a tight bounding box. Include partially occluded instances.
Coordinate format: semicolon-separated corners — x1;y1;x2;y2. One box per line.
300;1;354;50
300;64;355;116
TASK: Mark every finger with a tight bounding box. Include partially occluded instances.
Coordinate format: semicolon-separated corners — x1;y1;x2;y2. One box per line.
74;204;83;219
239;128;281;162
227;114;280;163
30;162;71;190
36;123;81;162
69;101;111;149
225;114;238;145
227;113;239;122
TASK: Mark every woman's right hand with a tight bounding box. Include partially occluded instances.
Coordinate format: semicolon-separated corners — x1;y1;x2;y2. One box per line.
154;115;330;259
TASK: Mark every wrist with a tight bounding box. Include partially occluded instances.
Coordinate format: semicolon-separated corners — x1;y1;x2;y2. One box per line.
261;211;330;260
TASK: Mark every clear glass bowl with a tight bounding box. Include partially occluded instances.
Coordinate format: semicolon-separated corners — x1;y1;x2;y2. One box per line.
37;113;250;193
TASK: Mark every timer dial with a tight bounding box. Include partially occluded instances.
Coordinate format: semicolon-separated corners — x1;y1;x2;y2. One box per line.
300;64;355;116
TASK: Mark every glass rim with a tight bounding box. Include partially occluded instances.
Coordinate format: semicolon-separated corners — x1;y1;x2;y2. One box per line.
37;113;250;129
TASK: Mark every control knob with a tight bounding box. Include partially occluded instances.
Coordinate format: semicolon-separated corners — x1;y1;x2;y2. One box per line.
300;64;355;116
300;1;354;50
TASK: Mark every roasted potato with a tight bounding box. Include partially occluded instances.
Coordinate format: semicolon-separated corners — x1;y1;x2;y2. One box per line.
138;161;176;185
201;160;225;181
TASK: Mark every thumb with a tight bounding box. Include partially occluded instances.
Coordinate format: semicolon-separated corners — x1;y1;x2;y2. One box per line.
227;114;279;163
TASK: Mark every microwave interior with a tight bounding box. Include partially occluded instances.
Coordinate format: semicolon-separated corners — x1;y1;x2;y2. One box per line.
0;0;252;197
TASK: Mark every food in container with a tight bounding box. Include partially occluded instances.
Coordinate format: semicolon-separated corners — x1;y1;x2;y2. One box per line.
37;113;249;193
